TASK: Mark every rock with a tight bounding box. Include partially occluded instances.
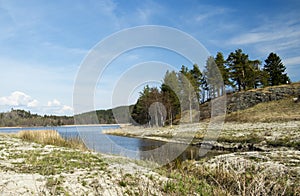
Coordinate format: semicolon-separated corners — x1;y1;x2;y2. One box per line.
293;97;298;103
200;83;300;119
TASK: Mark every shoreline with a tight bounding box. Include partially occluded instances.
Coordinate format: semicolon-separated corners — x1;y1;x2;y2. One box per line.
0;123;130;129
103;121;300;151
1;123;299;195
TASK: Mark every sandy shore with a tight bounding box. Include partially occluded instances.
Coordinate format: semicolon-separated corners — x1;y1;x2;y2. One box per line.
0;134;165;195
1;128;299;195
103;121;300;151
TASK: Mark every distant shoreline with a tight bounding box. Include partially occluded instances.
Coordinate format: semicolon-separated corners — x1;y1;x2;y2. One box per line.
0;123;128;129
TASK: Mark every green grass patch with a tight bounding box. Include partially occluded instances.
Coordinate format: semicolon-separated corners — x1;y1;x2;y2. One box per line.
5;149;107;175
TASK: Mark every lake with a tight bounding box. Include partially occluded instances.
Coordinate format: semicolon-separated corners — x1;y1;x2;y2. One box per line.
0;125;209;164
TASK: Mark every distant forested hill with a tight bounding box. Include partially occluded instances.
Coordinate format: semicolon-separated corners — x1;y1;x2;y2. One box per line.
74;105;134;125
0;105;135;127
0;109;74;127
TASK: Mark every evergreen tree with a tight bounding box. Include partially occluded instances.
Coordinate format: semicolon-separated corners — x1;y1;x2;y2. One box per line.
131;85;151;125
161;70;181;126
205;56;223;98
226;49;261;91
189;64;202;102
263;52;290;86
215;52;231;95
245;59;262;89
226;49;249;91
179;65;198;123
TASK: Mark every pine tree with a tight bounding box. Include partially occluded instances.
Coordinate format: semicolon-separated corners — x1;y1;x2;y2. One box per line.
179;65;199;123
215;52;231;95
161;71;181;126
226;49;249;91
189;64;202;102
205;56;223;98
263;52;290;86
226;49;261;91
131;85;151;125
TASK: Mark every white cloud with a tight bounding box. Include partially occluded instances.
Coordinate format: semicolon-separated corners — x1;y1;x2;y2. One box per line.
45;99;74;115
47;99;61;107
27;99;39;107
46;98;73;115
0;91;39;107
58;105;73;115
0;91;73;115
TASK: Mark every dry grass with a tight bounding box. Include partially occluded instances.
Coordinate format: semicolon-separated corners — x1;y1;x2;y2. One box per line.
17;130;87;150
244;82;300;93
226;97;300;122
160;158;300;195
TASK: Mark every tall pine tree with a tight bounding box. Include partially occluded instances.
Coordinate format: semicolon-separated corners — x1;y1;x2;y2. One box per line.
161;70;181;126
215;52;231;95
226;49;261;91
263;52;290;86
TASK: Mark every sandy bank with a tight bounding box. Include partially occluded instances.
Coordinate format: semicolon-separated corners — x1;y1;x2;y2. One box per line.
103;121;300;151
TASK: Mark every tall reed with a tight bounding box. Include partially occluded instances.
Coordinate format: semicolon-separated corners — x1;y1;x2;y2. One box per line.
17;130;87;150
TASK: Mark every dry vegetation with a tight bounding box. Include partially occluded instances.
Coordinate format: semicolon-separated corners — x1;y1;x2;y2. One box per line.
16;130;87;150
1;133;299;195
226;97;300;122
1;126;299;195
159;153;300;195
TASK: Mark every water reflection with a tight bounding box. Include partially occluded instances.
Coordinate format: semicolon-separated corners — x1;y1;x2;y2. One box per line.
0;125;216;163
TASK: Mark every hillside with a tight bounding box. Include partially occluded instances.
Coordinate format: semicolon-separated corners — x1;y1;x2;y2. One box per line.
74;105;134;125
200;82;300;121
0;109;74;127
226;96;300;122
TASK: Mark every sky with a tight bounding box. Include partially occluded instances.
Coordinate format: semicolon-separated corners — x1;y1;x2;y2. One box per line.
0;0;300;116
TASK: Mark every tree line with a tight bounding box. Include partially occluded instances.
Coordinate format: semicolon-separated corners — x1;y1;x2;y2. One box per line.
0;109;74;127
131;49;291;126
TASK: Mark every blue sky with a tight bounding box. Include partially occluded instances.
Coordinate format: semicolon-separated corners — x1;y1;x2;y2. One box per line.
0;0;300;115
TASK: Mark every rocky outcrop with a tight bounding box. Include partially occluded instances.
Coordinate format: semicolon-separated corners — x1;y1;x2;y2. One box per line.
200;83;300;119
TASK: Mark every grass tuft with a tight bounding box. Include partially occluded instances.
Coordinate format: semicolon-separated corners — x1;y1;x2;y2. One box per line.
17;130;87;150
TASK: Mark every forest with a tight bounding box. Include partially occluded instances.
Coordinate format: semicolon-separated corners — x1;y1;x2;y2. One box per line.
0;109;74;127
131;49;291;126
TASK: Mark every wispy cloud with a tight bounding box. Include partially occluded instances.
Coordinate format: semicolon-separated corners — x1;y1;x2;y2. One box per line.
41;42;89;56
227;29;300;45
283;56;300;66
226;14;300;50
194;6;231;23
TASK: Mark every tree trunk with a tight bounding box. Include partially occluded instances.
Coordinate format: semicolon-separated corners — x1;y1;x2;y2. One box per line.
189;83;192;123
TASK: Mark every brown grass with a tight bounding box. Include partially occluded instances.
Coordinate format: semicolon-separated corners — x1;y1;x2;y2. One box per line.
226;97;300;122
17;130;87;150
160;158;300;195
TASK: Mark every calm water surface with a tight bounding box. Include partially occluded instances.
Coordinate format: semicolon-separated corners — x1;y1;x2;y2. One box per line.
0;125;210;163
